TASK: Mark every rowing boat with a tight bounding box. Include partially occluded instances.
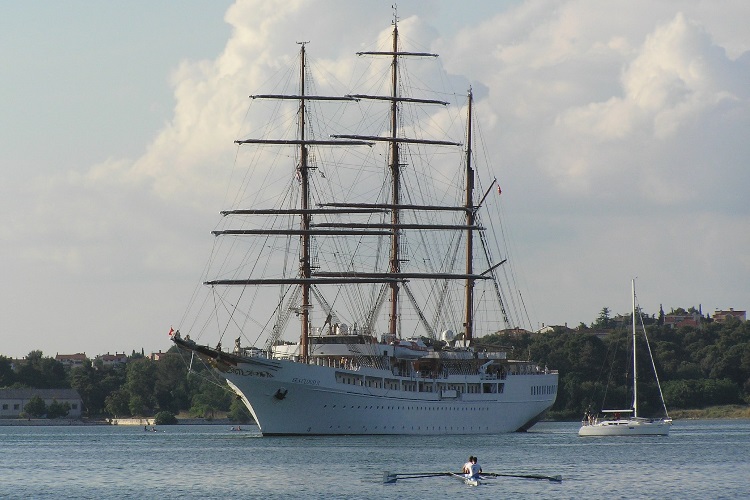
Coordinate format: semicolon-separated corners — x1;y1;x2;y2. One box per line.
382;470;562;484
449;472;482;486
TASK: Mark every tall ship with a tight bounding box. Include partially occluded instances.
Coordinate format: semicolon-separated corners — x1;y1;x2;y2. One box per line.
172;17;558;435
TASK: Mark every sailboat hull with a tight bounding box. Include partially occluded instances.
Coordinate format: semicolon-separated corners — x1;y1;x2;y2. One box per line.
213;352;557;435
578;418;671;437
578;281;672;438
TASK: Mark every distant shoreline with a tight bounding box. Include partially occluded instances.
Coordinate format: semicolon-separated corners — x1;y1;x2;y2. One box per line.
551;404;750;422
667;405;750;420
3;405;748;427
0;417;246;427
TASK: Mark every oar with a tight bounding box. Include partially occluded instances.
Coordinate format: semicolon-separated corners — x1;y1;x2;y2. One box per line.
482;472;562;482
383;471;451;483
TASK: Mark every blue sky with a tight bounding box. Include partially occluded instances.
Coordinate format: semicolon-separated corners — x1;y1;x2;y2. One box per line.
1;0;748;358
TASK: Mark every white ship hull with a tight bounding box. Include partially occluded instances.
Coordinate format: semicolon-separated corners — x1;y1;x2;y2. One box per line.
217;353;557;435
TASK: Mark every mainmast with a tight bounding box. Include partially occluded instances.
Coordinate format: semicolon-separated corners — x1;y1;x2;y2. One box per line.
332;18;461;337
464;89;475;341
388;22;401;337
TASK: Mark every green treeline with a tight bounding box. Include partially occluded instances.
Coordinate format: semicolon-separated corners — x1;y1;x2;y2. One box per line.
2;316;749;422
477;316;750;419
0;349;251;423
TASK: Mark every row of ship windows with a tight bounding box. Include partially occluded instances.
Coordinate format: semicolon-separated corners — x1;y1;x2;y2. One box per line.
327;426;490;431
531;385;556;396
336;373;504;394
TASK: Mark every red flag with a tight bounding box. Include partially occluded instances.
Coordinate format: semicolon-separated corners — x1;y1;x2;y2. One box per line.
497;184;502;195
168;327;174;337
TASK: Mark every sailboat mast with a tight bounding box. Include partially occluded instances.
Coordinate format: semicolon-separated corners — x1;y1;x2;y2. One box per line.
464;89;475;341
388;21;401;337
631;278;638;417
299;43;311;363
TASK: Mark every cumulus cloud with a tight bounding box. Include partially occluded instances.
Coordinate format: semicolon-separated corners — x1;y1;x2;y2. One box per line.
3;0;749;356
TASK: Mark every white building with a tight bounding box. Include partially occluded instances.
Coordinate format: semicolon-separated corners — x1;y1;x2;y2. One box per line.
0;389;83;418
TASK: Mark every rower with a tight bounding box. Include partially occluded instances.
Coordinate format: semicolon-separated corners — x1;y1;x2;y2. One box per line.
469;456;482;479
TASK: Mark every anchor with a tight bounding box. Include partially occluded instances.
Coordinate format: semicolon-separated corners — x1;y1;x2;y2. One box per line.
274;388;288;400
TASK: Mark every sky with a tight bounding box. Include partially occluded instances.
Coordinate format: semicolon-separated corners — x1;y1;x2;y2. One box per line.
1;0;748;359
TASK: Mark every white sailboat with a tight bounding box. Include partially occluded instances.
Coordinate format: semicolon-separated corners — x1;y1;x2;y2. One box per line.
172;16;558;436
579;280;672;436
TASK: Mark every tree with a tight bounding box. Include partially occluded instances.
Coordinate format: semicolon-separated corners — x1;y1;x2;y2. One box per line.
22;395;46;418
104;389;131;418
0;355;15;386
154;410;177;425
154;354;190;413
128;394;149;417
69;360;107;417
593;307;612;329
47;400;71;419
658;305;665;326
16;351;67;389
124;358;157;416
190;381;232;419
228;398;252;424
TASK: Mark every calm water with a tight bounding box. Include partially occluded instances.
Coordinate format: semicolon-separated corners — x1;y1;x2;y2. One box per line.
1;420;748;499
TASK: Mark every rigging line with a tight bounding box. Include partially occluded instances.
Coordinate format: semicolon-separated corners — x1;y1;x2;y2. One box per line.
477;228;510;328
217;182;294;345
212;287;250;345
175;348;237;397
517;289;533;332
265;286;301;351
406;164;463;332
402;282;435;339
431;230;463;334
470;112;514;300
636;294;670;418
211;287;224;345
310;173;379;328
181;168;261;340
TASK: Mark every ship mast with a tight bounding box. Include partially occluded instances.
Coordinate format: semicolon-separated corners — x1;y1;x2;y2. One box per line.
215;29;492;353
331;18;463;337
299;42;311;364
212;44;375;363
388;21;401;337
632;278;638;418
464;89;475;342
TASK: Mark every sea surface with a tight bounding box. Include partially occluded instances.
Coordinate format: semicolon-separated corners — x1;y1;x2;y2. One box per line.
1;419;748;499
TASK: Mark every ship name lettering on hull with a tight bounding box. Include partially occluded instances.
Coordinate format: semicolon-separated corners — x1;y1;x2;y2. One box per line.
292;378;321;386
228;367;274;378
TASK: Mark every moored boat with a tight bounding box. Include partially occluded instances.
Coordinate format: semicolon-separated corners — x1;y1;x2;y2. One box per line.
579;280;672;437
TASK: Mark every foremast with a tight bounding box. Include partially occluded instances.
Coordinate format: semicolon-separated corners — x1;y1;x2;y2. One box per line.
212;43;373;363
